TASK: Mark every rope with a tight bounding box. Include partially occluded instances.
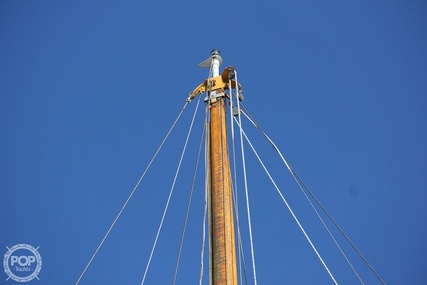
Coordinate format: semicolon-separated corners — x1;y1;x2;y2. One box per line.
290;170;365;284
228;78;249;285
233;118;339;285
233;71;258;285
240;106;385;284
172;96;204;285
75;101;189;285
240;110;362;283
200;105;210;285
140;98;200;285
292;169;386;284
199;177;208;285
228;78;241;283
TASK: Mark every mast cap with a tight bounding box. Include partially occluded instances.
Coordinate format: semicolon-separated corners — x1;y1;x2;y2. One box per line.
199;49;223;68
211;49;220;56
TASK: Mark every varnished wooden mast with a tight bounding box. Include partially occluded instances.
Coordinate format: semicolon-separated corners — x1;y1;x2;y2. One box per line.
209;87;238;285
188;50;239;284
193;49;238;285
208;50;238;285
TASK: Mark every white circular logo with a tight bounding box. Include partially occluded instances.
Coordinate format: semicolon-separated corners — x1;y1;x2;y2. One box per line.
3;244;42;282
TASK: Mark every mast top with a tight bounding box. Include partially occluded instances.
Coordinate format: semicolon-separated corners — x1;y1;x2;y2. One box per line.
198;49;223;75
187;50;242;102
211;49;220;56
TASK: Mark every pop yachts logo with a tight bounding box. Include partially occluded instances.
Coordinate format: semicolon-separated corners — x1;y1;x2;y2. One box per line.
3;244;42;282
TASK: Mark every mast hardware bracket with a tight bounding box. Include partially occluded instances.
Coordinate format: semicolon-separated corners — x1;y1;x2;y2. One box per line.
187;66;242;102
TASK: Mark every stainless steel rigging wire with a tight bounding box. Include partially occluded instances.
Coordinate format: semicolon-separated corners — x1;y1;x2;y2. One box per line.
233;117;339;285
75;101;190;285
140;97;201;285
172;96;205;285
239;109;364;284
233;71;258;285
228;77;250;285
239;103;386;285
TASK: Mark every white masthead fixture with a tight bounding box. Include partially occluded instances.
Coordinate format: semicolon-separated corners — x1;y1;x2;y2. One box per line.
198;49;223;77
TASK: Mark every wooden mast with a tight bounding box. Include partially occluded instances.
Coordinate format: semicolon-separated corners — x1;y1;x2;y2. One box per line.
209;96;238;284
189;50;238;285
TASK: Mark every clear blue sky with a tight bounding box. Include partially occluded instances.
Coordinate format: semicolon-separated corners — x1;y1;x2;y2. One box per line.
1;1;426;284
